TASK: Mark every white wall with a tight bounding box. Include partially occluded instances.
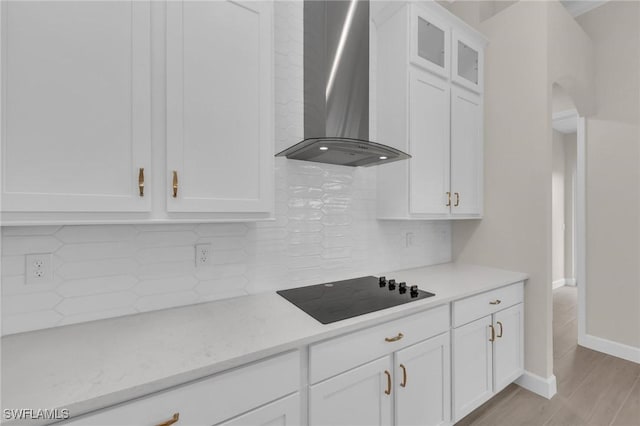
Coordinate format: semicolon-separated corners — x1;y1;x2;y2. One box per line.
552;130;566;285
577;1;640;348
0;2;452;336
563;132;576;281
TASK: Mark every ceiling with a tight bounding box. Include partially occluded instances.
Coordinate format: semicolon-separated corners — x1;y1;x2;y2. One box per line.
560;0;609;17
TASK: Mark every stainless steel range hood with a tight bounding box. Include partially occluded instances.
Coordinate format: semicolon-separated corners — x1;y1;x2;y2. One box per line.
275;0;410;167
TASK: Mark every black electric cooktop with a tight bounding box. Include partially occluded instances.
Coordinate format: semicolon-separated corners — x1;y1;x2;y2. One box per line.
277;276;435;324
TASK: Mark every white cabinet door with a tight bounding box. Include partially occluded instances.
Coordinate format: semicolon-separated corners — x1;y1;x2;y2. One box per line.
493;303;524;393
166;0;273;213
309;356;393;426
409;68;450;216
409;5;450;79
450;86;483;217
2;1;151;212
452;315;493;422
395;333;451;426
218;393;300;426
452;30;484;93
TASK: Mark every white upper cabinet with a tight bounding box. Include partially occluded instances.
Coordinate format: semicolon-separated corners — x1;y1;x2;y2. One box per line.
452;29;484;93
166;0;273;214
1;0;274;224
375;1;487;220
2;1;151;213
410;5;450;79
450;86;483;217
409;69;450;216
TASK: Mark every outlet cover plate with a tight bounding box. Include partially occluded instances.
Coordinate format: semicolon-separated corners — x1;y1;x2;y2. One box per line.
195;244;212;268
25;253;53;285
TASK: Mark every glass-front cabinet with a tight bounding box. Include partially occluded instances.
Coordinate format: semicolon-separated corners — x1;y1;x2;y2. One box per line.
452;30;484;93
410;5;450;78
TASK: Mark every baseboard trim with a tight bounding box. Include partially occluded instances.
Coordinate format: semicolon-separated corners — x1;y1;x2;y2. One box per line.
515;371;557;399
552;278;576;289
579;333;640;364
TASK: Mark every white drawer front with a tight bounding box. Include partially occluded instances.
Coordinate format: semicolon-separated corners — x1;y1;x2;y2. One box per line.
452;282;524;328
63;351;300;426
309;305;450;384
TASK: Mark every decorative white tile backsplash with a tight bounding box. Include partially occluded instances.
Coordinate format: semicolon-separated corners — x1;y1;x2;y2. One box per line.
0;2;452;335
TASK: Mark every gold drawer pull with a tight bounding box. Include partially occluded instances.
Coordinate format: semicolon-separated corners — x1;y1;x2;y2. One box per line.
384;370;392;395
489;324;495;342
454;192;460;207
156;413;179;426
172;170;179;198
489;299;501;305
138;168;145;197
400;363;407;388
446;191;451;207
385;332;404;342
497;321;503;338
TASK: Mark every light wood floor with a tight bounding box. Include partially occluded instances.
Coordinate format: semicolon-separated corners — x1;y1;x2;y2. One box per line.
455;286;640;426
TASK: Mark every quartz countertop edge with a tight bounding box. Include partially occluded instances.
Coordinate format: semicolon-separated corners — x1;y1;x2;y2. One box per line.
1;263;528;425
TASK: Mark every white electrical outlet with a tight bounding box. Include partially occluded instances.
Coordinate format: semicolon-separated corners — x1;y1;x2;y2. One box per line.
405;232;414;248
195;244;212;267
25;253;53;285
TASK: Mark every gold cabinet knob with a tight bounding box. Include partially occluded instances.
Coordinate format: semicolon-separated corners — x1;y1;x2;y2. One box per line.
497;321;503;338
489;299;502;305
454;192;460;207
384;370;392;395
138;168;145;197
156;413;179;426
385;332;404;342
172;171;178;198
489;324;495;342
446;191;451;207
400;363;407;388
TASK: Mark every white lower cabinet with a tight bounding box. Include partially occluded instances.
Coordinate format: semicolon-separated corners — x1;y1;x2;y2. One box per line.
218;393;300;426
452;283;525;422
308;305;451;426
61;351;300;426
309;357;393;426
395;333;451;426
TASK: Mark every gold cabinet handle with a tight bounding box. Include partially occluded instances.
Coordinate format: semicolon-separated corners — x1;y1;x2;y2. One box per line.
156;413;179;426
138;168;145;197
489;299;502;305
497;321;503;338
385;332;404;343
400;364;407;388
172;170;178;198
384;370;392;395
446;191;451;207
454;192;460;207
489;324;495;342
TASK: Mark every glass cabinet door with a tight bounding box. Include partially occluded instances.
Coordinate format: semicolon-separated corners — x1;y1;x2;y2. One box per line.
452;31;484;93
410;5;450;78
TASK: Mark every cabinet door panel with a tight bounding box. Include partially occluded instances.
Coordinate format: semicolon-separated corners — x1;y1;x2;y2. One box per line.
309;357;393;426
395;333;451;426
166;0;273;213
452;30;484;93
2;1;151;212
409;68;450;215
450;86;482;217
494;303;524;392
452;315;493;422
218;393;300;426
409;5;450;78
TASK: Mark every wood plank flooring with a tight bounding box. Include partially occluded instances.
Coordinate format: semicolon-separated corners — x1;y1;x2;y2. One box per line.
455;286;640;426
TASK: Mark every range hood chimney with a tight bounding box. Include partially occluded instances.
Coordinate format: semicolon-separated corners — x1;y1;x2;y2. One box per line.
275;0;410;167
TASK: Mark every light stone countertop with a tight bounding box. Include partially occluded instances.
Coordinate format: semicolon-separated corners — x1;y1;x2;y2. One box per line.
1;262;527;424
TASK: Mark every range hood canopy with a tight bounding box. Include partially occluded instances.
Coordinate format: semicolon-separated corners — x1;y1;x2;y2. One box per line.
275;0;410;167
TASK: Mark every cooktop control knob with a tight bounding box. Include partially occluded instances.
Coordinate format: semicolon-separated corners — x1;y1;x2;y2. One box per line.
378;276;386;287
399;282;407;294
388;279;396;290
410;285;419;298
